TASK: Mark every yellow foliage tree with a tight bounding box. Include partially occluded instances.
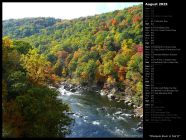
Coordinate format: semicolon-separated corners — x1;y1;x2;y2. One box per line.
121;39;136;56
20;49;52;86
107;75;116;85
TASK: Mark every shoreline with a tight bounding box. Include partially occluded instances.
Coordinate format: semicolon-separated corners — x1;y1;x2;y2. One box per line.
55;80;143;118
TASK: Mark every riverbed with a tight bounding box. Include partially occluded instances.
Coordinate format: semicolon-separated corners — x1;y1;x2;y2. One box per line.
58;85;143;138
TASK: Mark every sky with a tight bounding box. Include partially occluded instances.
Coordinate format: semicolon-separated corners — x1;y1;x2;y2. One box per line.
3;2;142;20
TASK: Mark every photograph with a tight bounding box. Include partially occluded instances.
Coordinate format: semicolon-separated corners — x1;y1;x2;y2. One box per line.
2;2;143;138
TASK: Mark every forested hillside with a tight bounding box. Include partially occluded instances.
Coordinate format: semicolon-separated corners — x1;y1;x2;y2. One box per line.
3;4;143;137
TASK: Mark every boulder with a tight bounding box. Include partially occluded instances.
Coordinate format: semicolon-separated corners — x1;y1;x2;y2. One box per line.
121;113;132;117
100;90;106;96
64;85;68;89
134;107;143;118
110;88;117;94
66;112;74;115
115;111;122;115
107;94;116;100
115;97;119;100
95;90;99;93
127;102;133;106
124;100;129;104
133;105;136;108
97;107;107;111
70;88;76;92
137;121;143;127
111;96;116;100
120;98;125;102
135;126;143;132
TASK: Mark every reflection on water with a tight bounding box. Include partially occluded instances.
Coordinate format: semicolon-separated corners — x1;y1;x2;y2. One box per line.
58;86;143;138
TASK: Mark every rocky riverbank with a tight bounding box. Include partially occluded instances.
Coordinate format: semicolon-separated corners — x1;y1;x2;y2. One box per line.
59;81;143;116
100;88;143;119
58;80;143;132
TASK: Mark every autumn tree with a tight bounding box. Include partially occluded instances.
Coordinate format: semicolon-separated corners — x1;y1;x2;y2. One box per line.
2;38;72;137
20;48;52;86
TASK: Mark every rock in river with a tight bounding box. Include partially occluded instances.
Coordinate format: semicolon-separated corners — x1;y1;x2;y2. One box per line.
97;107;107;111
70;88;76;92
137;121;143;127
135;126;143;132
114;111;122;115
107;94;116;100
127;102;133;106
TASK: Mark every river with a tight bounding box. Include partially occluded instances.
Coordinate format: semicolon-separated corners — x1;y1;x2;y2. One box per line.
58;85;143;138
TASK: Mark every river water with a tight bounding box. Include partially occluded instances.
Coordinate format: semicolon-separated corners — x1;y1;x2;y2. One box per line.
58;85;143;138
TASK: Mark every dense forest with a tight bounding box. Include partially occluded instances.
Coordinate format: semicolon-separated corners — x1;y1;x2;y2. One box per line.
2;4;143;137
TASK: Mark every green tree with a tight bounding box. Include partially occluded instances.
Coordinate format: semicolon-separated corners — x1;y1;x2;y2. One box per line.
13;40;32;54
103;60;115;76
95;31;107;45
75;59;97;84
127;53;143;74
114;53;130;67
